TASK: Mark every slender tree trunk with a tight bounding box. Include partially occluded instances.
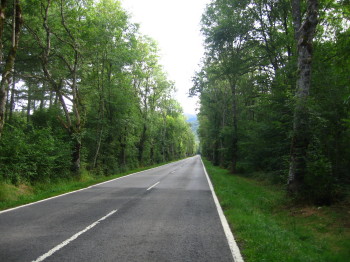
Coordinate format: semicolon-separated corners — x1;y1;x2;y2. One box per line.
119;128;127;168
162;116;166;162
220;99;227;166
54;93;58;105
5;74;10;121
39;82;45;110
49;89;53;108
213;140;219;166
120;142;126;167
69;50;82;174
0;88;7;130
93;127;103;169
71;137;81;172
93;52;105;169
229;77;238;173
8;74;15;122
0;0;6;64
288;0;319;195
150;143;154;163
26;84;31;123
138;124;147;164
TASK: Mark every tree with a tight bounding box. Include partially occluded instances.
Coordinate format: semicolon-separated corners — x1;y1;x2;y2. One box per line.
200;0;260;172
0;0;195;184
288;0;319;195
194;0;349;203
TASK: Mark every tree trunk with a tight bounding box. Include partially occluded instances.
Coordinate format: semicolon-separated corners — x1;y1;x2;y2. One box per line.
229;78;238;173
138;124;147;164
291;0;301;41
26;84;31;123
8;74;15;122
5;74;10;121
288;0;319;195
92;52;105;169
213;140;219;166
39;82;45;110
71;136;81;172
93;127;103;169
119;129;127;168
0;0;6;64
161;116;166;162
150;143;154;163
49;89;53;108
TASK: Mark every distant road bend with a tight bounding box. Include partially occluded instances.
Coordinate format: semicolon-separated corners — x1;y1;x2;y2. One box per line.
0;156;243;262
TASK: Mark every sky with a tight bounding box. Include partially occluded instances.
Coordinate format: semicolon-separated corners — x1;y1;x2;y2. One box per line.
120;0;210;115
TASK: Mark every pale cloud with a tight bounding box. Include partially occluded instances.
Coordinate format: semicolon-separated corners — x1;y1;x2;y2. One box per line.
121;0;209;115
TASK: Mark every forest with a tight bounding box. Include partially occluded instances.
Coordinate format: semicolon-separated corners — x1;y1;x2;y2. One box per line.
192;0;349;204
0;0;195;186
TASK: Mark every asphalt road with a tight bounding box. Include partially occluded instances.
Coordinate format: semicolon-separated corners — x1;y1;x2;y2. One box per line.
0;156;236;262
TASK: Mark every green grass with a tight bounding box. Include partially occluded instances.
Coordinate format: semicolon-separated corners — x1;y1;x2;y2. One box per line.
0;160;174;211
203;159;350;262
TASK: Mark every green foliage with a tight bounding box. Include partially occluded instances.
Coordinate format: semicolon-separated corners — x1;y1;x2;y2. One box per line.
305;149;334;204
0;117;71;184
194;0;350;203
0;0;196;189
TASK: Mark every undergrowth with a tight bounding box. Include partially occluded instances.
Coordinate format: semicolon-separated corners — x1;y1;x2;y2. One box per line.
203;159;350;262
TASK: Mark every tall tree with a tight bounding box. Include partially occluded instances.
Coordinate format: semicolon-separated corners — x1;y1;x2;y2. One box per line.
288;0;319;195
200;0;264;172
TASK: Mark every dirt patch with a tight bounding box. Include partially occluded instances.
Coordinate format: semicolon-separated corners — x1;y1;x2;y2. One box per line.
17;184;33;195
289;206;320;217
286;201;350;230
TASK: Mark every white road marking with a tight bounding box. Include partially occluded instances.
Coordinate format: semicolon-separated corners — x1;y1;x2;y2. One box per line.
147;181;160;191
200;157;244;262
32;209;117;262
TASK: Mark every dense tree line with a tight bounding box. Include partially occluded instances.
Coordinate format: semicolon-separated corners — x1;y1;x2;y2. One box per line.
0;0;195;184
192;0;349;203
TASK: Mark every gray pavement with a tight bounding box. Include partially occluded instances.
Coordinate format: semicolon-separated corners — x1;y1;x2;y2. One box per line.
0;156;233;262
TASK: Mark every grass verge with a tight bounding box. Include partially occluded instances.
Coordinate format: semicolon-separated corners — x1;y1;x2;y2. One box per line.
0;160;175;211
203;159;350;262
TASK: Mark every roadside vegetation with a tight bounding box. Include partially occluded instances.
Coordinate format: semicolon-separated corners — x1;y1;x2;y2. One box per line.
203;159;350;262
0;0;195;199
196;2;350;260
192;0;350;204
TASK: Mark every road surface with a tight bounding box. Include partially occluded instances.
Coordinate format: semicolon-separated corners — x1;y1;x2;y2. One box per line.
0;156;238;261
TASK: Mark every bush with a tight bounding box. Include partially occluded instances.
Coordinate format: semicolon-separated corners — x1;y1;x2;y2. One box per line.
0;122;71;184
305;151;335;205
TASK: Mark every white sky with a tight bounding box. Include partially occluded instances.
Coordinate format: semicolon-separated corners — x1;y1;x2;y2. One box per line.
121;0;209;115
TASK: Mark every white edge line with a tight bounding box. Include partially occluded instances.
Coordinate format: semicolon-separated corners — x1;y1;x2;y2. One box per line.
0;158;191;215
32;209;117;262
147;181;160;191
200;157;244;262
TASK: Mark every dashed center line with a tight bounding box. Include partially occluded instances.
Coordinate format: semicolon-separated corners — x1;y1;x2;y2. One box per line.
147;181;160;191
32;209;117;262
